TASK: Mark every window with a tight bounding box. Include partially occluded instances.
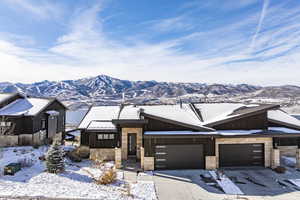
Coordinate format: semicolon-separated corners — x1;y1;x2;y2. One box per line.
109;134;115;139
97;134;103;140
97;133;115;140
41;119;46;129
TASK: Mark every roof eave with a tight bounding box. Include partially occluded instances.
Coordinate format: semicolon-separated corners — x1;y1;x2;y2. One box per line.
142;113;214;131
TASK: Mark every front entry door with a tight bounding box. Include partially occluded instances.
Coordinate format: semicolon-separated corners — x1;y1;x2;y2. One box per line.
128;133;137;156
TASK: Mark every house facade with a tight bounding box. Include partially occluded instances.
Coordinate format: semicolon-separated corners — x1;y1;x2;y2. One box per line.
78;103;300;170
0;93;67;147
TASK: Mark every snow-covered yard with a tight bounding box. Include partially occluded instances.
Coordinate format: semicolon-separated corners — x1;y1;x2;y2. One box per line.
0;146;157;200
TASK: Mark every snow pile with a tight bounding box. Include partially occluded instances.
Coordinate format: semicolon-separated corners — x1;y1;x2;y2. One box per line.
282;156;296;167
209;171;244;195
0;146;157;200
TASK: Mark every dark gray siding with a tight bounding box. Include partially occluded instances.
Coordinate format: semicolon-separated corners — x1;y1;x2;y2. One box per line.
144;116;195;131
212;112;268;130
88;132;120;148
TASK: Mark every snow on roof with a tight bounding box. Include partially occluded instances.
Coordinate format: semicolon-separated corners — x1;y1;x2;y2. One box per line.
193;103;245;122
46;110;60;116
268;110;300;128
0;93;15;104
117;105;140;120
140;104;209;129
144;131;216;135
269;127;300;134
86;121;117;131
0;98;52;116
145;127;300;136
78;106;119;129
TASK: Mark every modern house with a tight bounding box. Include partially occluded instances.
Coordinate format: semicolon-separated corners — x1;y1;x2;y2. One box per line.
0;93;67;147
78;103;300;170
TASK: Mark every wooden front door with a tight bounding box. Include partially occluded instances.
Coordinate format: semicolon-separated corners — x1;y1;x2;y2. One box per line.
128;133;137;156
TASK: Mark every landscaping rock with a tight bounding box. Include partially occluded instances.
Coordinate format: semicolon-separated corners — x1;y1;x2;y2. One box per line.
67;151;82;162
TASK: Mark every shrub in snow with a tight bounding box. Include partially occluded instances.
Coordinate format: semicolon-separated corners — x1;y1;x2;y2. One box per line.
46;140;65;173
274;166;286;174
95;168;117;185
75;146;90;159
18;157;34;168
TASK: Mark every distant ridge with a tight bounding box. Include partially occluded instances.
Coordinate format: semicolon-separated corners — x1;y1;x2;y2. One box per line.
1;75;300;109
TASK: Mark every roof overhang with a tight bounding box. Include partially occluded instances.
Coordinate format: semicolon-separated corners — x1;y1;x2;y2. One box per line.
205;105;280;127
142;113;214;131
112;119;148;125
268;119;300;131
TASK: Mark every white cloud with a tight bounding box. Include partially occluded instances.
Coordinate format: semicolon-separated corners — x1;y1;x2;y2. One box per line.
2;0;63;20
150;15;194;33
1;0;300;86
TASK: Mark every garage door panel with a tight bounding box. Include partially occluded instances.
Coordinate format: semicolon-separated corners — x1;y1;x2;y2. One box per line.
219;144;264;167
155;144;204;169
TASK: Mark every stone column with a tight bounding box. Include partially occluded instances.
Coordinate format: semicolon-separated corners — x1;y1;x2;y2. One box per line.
271;149;280;169
143;157;154;171
205;156;217;170
140;147;145;169
115;148;122;169
296;149;300;169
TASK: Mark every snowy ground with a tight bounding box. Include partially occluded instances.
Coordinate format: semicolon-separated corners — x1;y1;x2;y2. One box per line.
0;146;157;200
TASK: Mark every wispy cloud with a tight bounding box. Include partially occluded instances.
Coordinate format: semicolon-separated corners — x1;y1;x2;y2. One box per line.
150;15;194;33
250;0;270;51
1;0;300;86
2;0;63;20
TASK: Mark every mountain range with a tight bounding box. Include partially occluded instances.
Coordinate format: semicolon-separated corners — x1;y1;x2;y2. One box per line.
1;75;300;109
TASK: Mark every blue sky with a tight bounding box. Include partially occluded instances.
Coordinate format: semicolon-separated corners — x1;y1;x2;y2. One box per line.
0;0;300;85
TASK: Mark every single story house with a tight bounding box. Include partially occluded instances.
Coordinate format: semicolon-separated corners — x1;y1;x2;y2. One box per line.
0;93;67;147
78;103;300;170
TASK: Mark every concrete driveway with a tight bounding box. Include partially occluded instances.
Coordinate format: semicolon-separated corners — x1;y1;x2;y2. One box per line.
152;168;300;200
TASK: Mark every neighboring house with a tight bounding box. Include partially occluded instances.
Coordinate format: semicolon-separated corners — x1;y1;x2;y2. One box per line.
0;93;67;147
78;103;300;170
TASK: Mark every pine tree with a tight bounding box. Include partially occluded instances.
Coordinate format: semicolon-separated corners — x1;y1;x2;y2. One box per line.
45;140;65;173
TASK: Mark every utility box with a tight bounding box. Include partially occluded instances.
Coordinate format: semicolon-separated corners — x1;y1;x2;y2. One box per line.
4;163;21;175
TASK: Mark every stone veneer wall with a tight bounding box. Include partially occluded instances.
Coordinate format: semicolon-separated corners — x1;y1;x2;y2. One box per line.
121;128;143;160
271;149;280;169
143;157;154;171
215;137;273;168
90;148;115;161
115;148;122;169
141;147;145;169
297;149;300;169
205;156;217;170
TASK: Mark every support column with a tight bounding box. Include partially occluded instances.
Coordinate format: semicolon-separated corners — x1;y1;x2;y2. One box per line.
115;148;122;169
271;149;280;169
297;149;300;169
205;156;217;170
143;157;154;171
141;147;145;169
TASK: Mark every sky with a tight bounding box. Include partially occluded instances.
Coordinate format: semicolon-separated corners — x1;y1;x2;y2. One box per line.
0;0;300;86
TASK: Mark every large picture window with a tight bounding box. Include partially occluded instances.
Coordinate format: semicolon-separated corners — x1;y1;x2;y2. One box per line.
97;133;115;140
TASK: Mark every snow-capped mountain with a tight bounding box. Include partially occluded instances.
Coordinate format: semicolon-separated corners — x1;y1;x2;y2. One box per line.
1;75;300;109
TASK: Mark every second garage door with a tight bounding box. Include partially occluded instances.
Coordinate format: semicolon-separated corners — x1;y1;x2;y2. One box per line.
219;143;264;167
155;144;204;169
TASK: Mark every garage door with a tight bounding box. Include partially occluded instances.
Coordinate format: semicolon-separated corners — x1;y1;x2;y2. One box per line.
155;144;204;169
219;144;264;167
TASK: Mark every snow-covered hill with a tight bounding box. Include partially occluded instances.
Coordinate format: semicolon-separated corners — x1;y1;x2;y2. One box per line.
1;75;300;110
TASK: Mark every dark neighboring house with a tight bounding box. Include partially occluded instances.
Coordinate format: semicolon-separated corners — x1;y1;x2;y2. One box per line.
78;103;300;170
0;93;67;147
